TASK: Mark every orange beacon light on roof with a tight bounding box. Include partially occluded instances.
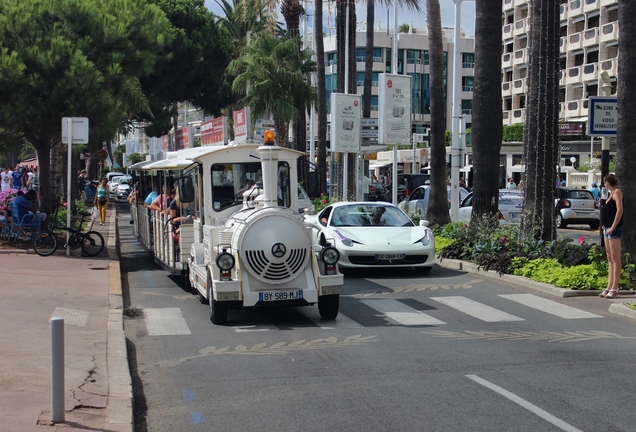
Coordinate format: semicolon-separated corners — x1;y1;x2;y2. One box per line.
263;130;275;144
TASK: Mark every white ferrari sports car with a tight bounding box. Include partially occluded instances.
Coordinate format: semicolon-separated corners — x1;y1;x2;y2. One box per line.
304;202;435;273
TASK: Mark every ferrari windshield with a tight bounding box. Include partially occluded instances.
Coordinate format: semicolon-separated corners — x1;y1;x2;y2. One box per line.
330;204;414;227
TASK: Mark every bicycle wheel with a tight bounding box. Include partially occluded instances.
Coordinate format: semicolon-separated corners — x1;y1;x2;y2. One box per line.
81;231;105;257
33;232;58;257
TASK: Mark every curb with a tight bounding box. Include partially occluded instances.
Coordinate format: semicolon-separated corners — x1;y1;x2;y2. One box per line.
105;212;134;432
435;257;636;320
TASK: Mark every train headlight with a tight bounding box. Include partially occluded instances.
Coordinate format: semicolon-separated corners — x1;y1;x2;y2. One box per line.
216;252;235;271
321;247;339;265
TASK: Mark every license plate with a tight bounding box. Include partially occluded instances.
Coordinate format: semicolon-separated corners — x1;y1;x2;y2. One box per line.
259;290;303;302
375;253;406;260
575;212;590;216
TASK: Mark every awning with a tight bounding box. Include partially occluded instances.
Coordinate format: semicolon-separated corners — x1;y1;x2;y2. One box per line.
128;160;154;170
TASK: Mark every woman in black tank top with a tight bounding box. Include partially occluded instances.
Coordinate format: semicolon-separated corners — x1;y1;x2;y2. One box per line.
600;174;623;299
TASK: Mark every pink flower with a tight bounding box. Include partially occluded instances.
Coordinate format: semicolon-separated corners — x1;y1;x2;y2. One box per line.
578;235;586;246
500;235;509;246
321;199;326;204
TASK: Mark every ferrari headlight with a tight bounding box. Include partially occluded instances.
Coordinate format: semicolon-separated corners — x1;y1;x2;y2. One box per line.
333;230;353;247
216;252;235;270
321;247;340;265
420;229;432;246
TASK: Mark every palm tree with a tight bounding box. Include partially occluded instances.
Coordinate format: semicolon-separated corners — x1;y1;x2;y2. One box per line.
469;0;503;226
398;23;413;33
423;0;449;225
520;0;560;242
616;1;636;263
230;32;316;148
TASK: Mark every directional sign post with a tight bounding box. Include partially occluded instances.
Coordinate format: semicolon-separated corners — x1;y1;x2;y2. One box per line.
62;117;89;256
588;96;617;137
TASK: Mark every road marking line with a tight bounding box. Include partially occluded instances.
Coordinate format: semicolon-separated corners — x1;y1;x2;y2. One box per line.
499;294;603;319
466;375;583;432
233;324;277;332
144;308;191;336
361;299;446;326
431;296;525;322
300;308;364;329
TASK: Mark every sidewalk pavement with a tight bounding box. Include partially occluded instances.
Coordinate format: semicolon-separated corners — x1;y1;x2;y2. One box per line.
0;204;133;432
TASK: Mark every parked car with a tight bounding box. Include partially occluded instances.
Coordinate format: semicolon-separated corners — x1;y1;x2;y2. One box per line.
109;175;130;198
368;182;387;201
304;202;435;272
297;184;315;215
458;189;524;224
398;185;469;216
116;178;132;199
396;173;431;202
555;187;600;229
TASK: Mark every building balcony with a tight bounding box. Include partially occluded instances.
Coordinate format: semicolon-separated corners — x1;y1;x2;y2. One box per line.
559;102;566;119
560;3;567;18
581;63;597;82
512;108;525;124
502;53;513;68
599;58;617;77
514;18;528;35
513;49;526;65
600;22;619;43
503;0;513;12
565;66;581;85
502;82;513;97
513;78;526;93
503;24;513;39
567;32;583;50
583;0;598;13
582;28;599;47
569;0;582;14
565;100;581;118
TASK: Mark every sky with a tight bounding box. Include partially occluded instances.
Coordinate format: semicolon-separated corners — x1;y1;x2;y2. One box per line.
204;1;476;37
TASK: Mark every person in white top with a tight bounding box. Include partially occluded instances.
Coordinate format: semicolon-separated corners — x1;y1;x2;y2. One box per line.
1;167;11;192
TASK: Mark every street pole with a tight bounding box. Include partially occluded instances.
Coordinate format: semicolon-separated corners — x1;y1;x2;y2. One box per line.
599;71;612;247
342;0;349;201
66;117;72;256
450;0;463;221
391;0;399;205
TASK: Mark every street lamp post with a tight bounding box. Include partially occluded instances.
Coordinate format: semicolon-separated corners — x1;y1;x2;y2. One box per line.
449;0;474;221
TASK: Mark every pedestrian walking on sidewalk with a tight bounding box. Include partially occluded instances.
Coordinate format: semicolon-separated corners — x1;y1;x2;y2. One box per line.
599;174;623;299
94;178;109;226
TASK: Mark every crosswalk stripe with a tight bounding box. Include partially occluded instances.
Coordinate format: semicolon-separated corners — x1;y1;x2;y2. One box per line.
431;296;525;322
361;299;446;326
300;308;364;329
144;308;192;336
499;294;603;319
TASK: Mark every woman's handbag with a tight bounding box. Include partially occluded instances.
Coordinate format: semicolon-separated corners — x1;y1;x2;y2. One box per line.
98;197;107;205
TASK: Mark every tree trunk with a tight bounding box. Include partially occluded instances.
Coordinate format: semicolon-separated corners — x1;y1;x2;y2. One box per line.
333;0;347;201
424;0;450;224
315;0;328;196
470;0;503;225
616;1;636;266
274;119;289;148
520;0;560;243
34;144;52;224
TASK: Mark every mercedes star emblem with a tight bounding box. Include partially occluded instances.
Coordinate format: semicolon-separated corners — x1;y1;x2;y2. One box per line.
271;243;287;258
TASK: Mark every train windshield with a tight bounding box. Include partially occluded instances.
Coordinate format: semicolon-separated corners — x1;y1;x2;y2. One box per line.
210;162;291;211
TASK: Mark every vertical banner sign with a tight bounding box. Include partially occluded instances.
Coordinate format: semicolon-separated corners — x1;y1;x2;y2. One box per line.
201;118;228;146
175;127;190;149
378;74;412;144
330;93;362;153
233;108;251;141
161;135;170;150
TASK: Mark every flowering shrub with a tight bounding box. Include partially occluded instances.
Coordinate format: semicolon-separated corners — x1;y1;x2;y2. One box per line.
312;194;332;212
0;188;19;212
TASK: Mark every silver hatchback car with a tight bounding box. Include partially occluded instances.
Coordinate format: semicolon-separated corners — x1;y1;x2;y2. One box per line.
555;187;600;229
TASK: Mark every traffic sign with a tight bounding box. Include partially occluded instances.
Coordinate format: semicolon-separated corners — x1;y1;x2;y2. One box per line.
98;149;108;160
61;117;89;144
588;96;617;136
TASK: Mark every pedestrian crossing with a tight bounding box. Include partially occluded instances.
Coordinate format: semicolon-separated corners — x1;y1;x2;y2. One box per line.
142;294;604;336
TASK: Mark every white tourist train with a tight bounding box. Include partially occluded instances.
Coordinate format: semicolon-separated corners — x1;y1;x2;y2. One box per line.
129;131;343;324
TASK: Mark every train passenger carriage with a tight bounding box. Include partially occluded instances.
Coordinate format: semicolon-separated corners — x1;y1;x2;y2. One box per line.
129;131;344;325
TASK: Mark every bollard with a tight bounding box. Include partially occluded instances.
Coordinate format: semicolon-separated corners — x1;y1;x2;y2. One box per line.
51;317;64;423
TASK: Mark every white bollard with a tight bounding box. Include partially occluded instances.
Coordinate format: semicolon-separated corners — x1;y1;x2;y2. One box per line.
51;317;64;423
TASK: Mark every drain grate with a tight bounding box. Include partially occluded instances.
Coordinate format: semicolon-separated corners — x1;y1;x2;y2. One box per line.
51;307;89;327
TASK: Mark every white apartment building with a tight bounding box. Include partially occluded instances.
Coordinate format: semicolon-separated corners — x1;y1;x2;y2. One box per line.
502;0;619;126
322;28;476;137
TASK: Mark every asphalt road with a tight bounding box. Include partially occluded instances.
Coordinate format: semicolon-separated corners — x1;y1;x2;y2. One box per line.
117;207;634;432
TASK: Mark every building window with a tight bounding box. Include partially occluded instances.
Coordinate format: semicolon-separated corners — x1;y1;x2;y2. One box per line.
327;52;337;65
587;50;599;64
423;50;429;65
461;99;473;115
406;49;423;64
462;53;475;68
356;48;366;62
462;76;474;91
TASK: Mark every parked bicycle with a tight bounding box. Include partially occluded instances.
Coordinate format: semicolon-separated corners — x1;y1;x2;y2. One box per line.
32;202;104;257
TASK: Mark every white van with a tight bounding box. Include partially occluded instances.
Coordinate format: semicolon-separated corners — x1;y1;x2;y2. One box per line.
106;172;124;182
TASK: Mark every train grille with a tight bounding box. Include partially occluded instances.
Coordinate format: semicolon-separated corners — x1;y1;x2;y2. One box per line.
244;248;308;281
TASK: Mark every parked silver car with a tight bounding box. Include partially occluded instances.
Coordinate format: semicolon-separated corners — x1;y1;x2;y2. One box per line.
398;185;469;216
555;187;600;229
458;189;524;224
